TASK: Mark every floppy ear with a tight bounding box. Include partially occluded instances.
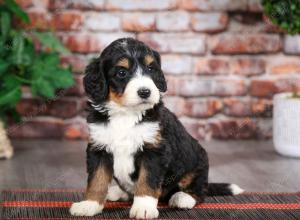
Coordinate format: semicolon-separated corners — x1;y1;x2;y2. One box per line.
83;58;108;103
152;50;167;92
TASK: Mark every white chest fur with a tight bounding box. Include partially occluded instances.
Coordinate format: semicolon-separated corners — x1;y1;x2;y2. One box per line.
89;112;159;192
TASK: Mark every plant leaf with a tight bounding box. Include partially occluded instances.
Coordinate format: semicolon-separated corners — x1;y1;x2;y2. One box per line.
49;69;74;89
32;79;55;98
0;12;11;40
4;0;30;23
0;60;9;76
0;75;21;106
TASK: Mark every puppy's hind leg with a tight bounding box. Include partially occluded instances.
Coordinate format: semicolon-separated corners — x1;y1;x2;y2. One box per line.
169;170;208;209
107;180;130;201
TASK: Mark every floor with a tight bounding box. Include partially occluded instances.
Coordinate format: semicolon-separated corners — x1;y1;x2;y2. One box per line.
0;139;299;192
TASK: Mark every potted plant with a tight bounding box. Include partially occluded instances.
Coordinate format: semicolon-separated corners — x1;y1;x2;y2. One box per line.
262;0;300;157
273;92;300;157
0;0;74;159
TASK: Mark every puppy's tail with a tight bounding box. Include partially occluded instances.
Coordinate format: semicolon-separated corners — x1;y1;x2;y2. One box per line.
207;183;244;196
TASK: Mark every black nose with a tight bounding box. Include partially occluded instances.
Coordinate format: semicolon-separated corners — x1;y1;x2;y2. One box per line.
137;88;151;99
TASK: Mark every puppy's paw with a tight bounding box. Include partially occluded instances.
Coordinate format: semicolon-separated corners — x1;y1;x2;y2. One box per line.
169;192;196;209
129;196;159;219
70;200;103;216
107;185;129;201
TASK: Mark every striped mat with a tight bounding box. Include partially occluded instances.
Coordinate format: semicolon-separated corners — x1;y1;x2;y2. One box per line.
1;189;299;219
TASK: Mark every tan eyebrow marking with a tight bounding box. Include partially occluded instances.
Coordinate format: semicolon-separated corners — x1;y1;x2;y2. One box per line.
116;58;130;69
144;55;155;66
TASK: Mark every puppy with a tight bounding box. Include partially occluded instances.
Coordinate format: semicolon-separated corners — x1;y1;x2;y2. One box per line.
70;38;244;219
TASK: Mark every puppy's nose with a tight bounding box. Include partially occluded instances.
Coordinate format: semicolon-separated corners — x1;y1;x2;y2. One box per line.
137;88;151;99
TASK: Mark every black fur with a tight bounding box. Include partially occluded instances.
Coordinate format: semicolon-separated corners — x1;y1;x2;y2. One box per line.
84;38;238;206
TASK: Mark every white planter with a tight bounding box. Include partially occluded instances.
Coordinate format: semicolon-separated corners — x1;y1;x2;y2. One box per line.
0;121;13;159
273;93;300;157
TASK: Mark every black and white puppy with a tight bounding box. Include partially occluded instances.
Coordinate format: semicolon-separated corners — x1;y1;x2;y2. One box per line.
70;38;244;219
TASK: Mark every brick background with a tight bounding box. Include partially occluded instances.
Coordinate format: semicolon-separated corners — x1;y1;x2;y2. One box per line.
9;0;300;141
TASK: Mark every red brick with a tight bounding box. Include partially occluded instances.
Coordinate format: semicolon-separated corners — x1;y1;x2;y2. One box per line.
16;97;84;119
8;117;64;139
247;0;263;12
268;57;300;75
210;118;257;139
230;57;266;76
275;78;300;93
49;0;105;10
63;34;101;53
256;119;272;139
251;78;300;97
163;96;186;116
251;99;273;117
85;13;120;31
60;55;88;73
138;33;206;54
63;33;135;53
179;117;209;140
193;57;229;75
162;55;193;75
177;77;247;97
122;13;155;32
17;10;50;30
214;79;247;97
263;15;284;33
157;11;190;32
284;35;300;55
106;0;177;11
185;99;222;118
51;11;83;30
250;79;276;97
179;0;247;11
16;0;33;8
165;76;180;96
223;98;252;117
191;12;228;33
64;117;88;139
65;75;85;96
210;34;282;54
223;98;272;117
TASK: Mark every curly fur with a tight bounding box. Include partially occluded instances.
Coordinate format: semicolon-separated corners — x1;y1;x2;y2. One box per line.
70;38;243;219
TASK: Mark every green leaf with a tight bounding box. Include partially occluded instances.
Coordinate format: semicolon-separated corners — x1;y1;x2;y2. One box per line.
0;87;21;106
11;31;25;65
0;60;9;76
49;69;74;89
0;75;21;106
4;0;30;23
32;79;55;98
32;32;70;54
0;12;11;40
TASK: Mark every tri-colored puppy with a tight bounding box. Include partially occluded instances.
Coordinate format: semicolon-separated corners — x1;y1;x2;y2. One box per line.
70;38;244;219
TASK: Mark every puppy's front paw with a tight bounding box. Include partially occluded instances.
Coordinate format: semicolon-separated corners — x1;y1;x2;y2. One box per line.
70;200;103;216
129;196;159;219
107;185;129;201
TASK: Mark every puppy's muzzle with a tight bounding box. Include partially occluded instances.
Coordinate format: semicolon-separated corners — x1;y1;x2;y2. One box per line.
137;87;151;99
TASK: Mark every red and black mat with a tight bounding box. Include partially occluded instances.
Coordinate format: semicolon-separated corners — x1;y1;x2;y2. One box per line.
1;189;299;219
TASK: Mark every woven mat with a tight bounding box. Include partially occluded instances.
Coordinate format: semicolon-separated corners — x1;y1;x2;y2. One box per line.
1;189;300;220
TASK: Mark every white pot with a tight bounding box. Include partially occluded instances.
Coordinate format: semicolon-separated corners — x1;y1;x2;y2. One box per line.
273;92;300;157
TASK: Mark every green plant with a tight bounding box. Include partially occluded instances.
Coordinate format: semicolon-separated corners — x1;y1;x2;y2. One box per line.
262;0;300;35
0;0;74;123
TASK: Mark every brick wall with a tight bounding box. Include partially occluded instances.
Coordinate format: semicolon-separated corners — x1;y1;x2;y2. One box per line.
9;0;300;140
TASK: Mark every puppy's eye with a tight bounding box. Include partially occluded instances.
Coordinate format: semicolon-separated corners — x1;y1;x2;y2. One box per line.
116;70;127;78
147;66;154;72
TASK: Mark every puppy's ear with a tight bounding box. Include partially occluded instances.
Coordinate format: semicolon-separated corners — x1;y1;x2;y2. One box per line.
83;58;108;103
152;50;167;92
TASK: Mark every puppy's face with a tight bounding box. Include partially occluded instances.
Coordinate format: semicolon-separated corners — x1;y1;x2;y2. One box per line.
84;38;167;112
